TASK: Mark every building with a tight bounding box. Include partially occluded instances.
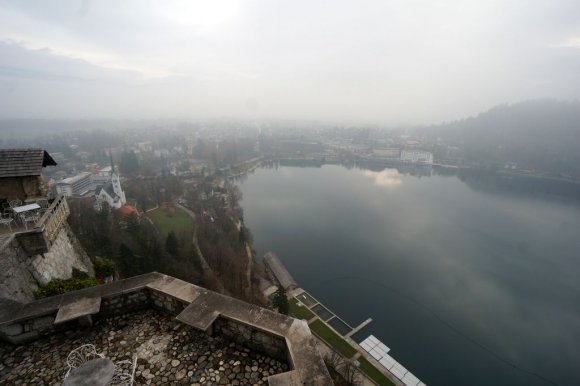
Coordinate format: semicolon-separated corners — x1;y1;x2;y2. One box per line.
95;166;126;210
91;165;113;184
55;172;93;197
0;148;56;202
400;150;434;165
55;165;127;211
0;149;93;302
372;148;401;160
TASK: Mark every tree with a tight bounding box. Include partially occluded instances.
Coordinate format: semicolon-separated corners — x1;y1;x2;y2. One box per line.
120;150;139;173
165;231;179;257
324;353;363;386
118;243;137;277
272;286;289;315
93;257;116;280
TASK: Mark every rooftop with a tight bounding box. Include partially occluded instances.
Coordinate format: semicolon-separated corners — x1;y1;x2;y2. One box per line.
0;149;57;178
59;172;92;185
117;204;138;217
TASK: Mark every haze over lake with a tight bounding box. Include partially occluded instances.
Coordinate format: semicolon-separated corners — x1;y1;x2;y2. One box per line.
238;164;580;386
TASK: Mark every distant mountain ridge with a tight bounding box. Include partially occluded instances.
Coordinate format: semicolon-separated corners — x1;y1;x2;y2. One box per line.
429;99;580;144
423;99;580;178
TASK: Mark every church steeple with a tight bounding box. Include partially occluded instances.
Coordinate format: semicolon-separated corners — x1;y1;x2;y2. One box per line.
109;149;115;175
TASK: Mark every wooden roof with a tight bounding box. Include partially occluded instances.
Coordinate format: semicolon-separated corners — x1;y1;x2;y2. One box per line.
0;149;57;178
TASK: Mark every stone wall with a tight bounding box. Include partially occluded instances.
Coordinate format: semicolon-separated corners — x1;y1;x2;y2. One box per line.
213;317;288;361
0;290;152;345
0;287;286;361
0;223;94;302
0;300;78;345
150;289;187;315
0;288;188;346
99;289;150;317
0;273;333;385
29;223;94;285
0;237;41;302
0;176;46;203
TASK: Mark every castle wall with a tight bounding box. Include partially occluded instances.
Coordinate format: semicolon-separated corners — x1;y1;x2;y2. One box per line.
0;175;47;202
214;316;288;361
0;223;94;302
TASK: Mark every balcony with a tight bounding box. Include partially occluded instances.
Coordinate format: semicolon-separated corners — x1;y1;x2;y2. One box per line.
3;195;71;256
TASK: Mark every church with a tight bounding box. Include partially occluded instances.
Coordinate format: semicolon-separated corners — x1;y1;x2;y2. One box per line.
94;164;127;210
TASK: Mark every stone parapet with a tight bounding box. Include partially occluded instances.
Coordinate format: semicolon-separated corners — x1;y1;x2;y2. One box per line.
0;272;333;386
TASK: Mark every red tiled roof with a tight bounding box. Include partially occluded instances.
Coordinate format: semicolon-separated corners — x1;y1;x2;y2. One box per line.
117;204;138;216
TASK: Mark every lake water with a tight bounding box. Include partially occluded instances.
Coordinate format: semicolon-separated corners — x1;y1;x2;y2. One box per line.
237;163;580;386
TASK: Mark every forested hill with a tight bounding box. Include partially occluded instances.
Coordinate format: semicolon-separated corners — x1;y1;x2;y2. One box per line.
423;99;580;178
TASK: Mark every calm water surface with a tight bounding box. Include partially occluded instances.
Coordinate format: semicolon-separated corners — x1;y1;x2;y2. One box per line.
238;164;580;386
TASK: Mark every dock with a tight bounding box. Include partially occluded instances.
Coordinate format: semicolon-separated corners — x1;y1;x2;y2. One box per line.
345;317;373;338
263;252;298;290
360;335;426;386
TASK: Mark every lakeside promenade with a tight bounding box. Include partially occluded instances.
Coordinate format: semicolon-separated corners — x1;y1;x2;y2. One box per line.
263;251;425;386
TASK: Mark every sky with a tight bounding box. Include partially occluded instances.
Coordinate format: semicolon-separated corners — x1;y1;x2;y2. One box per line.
0;0;579;125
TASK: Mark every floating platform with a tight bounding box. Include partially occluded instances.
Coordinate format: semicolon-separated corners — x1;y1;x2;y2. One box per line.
360;335;426;386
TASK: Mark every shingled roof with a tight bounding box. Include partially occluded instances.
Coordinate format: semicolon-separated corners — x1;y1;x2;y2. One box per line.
0;149;57;178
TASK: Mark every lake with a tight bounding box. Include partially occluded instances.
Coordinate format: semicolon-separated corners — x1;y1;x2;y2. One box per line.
237;163;580;386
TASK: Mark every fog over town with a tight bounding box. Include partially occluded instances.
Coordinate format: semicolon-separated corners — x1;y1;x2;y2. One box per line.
1;2;580;386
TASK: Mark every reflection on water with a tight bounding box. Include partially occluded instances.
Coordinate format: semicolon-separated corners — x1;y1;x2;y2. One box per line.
361;168;403;188
238;164;580;386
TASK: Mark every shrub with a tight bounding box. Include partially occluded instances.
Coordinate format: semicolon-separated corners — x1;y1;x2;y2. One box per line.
93;257;116;279
33;276;99;299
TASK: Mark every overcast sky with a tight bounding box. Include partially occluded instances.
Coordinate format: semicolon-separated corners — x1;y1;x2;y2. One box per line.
0;0;579;124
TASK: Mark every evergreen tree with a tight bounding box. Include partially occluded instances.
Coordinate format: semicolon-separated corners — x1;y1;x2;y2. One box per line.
120;150;139;173
272;286;289;315
118;243;136;277
165;231;179;257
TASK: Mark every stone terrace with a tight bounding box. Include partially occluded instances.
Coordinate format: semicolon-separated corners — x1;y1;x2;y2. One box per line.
0;309;287;385
0;273;332;385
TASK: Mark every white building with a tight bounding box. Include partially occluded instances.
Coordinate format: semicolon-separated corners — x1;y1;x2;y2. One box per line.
400;150;434;165
373;148;401;159
55;166;126;210
55;172;93;197
94;166;126;210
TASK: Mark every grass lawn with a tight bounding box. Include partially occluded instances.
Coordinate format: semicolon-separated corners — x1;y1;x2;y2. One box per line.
358;358;396;386
146;207;194;242
289;298;316;320
309;320;357;358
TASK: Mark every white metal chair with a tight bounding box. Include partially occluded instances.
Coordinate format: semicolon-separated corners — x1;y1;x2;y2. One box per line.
9;199;22;209
37;198;49;213
109;356;137;386
64;344;105;379
20;212;39;230
0;214;13;231
64;344;136;386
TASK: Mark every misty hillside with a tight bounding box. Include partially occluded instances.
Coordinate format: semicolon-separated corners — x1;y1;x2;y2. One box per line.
425;100;580;177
